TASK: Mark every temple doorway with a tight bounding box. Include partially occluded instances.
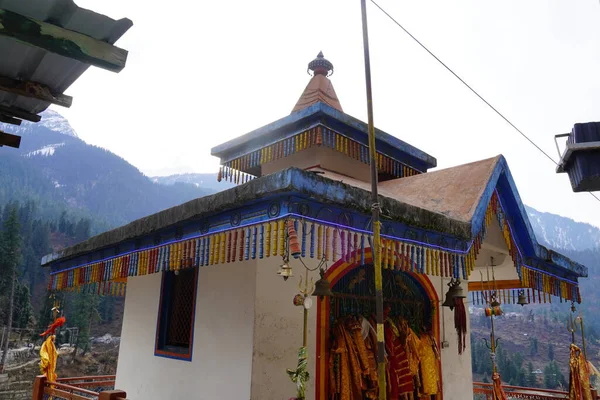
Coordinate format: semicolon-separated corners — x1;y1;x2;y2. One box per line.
316;257;441;400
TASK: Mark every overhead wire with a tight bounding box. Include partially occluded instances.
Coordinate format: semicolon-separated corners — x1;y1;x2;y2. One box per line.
369;0;600;204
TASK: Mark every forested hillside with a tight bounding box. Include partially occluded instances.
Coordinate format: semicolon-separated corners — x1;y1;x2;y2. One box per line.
0;111;212;229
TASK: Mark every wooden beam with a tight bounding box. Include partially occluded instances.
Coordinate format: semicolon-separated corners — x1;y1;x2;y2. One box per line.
0;130;21;148
0;113;21;125
0;76;73;108
0;104;41;122
468;279;523;291
0;9;129;73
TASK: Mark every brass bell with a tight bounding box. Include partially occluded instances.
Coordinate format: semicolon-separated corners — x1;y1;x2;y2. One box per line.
312;269;333;298
442;279;466;311
277;261;293;281
517;290;528;307
490;292;500;308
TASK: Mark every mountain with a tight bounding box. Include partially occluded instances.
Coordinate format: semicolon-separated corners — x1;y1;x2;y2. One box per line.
151;173;236;192
0;110;215;229
526;206;600;251
2;109;600;393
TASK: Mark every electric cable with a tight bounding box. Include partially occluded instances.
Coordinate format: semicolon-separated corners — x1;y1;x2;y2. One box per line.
370;0;600;204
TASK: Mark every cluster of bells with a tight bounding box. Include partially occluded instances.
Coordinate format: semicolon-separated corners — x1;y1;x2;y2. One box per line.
441;278;529;310
277;259;333;297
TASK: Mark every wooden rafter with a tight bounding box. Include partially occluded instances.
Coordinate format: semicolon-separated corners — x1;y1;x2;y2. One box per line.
0;130;21;148
0;9;129;73
0;114;21;125
0;76;73;108
0;105;41;122
468;279;523;292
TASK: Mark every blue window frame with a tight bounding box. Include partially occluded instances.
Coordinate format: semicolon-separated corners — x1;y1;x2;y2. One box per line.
155;268;198;361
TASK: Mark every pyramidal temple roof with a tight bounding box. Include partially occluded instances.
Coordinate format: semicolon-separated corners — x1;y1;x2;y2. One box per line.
291;52;343;114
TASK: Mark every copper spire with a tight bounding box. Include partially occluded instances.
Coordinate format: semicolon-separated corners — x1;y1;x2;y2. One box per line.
308;51;334;77
292;52;342;114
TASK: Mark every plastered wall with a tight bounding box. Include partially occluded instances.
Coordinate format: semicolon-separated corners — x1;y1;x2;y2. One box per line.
115;260;256;400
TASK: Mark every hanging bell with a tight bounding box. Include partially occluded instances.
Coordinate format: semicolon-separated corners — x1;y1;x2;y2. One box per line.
517;290;528;307
441;292;456;310
277;261;293;281
442;279;466;311
490;291;500;307
312;269;333;298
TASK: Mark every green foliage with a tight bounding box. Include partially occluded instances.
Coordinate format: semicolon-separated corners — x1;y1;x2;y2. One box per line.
0;122;211;229
548;343;554;361
0;204;22;325
525;362;536;387
543;360;566;389
529;337;538;355
69;291;101;356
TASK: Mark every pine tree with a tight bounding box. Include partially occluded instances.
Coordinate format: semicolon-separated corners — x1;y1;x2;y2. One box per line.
526;362;536;387
548;343;554;361
529;337;538;355
0;205;21;373
70;291;100;356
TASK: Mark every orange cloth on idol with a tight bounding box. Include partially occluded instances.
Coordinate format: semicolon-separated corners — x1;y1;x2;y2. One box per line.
39;335;58;382
401;322;421;378
569;344;593;400
418;333;440;395
330;318;373;400
385;317;414;398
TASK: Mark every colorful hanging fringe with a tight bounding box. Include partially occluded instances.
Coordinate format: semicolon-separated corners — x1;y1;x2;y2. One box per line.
217;125;422;185
49;205;580;302
464;191;579;303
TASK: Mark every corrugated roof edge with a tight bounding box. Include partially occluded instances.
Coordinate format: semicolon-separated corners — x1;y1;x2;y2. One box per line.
3;0;133;44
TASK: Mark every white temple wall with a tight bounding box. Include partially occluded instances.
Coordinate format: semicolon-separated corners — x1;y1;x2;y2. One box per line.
262;146;371;182
115;260;257;400
251;256;319;400
434;275;474;399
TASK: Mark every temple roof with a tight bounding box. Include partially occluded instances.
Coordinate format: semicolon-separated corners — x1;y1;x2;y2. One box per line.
42;156;587;281
211;101;437;177
379;156;501;224
292;52;343;114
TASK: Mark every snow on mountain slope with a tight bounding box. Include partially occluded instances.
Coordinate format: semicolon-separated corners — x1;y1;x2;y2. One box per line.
526;206;600;251
24;143;65;157
151;173;235;192
5;109;79;138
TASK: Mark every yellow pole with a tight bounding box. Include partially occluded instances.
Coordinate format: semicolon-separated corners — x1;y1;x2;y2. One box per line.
360;1;386;398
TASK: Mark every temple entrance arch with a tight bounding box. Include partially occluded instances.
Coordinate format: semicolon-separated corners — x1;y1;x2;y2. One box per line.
316;249;442;399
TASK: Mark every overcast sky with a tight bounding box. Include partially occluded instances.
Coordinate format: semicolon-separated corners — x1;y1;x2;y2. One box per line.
55;0;600;228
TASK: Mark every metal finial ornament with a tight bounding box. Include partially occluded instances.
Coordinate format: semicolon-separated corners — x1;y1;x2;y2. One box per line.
307;51;334;77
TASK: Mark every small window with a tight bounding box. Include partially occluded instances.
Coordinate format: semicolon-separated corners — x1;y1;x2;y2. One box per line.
155;268;198;361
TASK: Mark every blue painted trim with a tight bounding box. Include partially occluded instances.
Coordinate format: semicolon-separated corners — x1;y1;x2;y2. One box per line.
45;166;587;280
211;102;437;169
469;155;587;278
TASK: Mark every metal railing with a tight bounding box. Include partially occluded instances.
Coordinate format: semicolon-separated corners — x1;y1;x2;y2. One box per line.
32;375;126;400
473;381;572;399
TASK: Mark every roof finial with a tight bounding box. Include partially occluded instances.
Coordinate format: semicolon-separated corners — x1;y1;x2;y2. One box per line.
308;51;333;77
